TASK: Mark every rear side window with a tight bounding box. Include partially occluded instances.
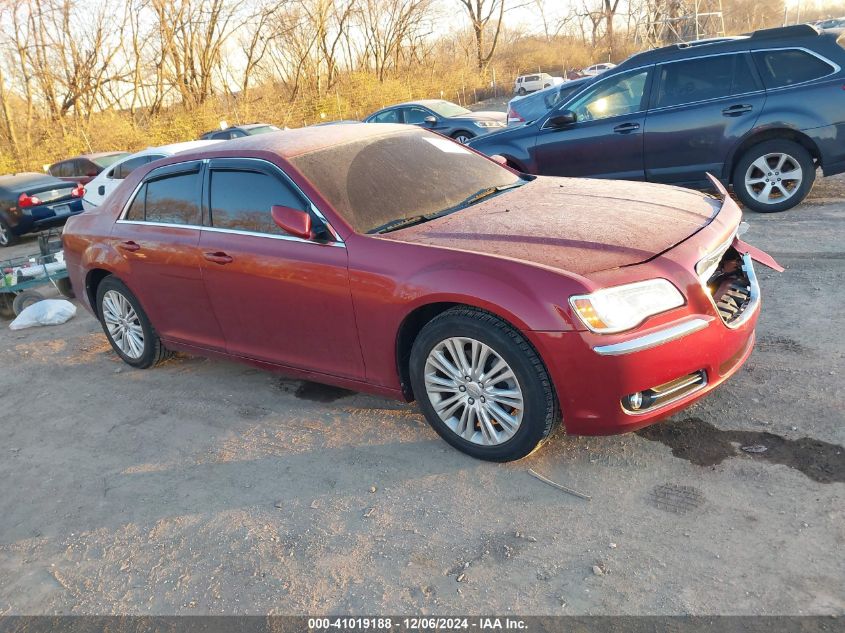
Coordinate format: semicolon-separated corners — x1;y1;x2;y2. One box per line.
209;169;305;236
753;49;835;88
369;110;400;123
403;108;431;124
126;172;200;225
112;156;149;180
655;54;756;108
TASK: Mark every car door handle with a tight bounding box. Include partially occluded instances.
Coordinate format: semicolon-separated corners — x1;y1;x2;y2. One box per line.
97;185;105;196
118;241;140;252
613;122;640;133
722;104;754;116
203;252;233;265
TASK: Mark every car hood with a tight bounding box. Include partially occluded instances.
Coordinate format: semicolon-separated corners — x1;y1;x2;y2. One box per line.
380;177;720;275
452;111;507;123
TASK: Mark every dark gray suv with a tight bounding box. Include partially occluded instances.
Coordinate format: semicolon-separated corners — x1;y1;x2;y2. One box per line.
469;25;845;212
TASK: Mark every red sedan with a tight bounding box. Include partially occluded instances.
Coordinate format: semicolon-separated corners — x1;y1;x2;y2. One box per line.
62;125;780;461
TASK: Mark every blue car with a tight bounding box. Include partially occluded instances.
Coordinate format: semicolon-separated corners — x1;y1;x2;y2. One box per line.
470;25;845;212
0;173;85;246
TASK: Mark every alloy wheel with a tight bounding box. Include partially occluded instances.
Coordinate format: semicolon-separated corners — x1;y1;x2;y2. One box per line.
424;336;524;446
0;222;9;246
454;134;471;144
744;153;803;205
102;289;145;359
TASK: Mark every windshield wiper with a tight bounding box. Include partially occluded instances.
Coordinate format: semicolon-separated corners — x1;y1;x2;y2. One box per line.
369;215;430;234
369;180;526;235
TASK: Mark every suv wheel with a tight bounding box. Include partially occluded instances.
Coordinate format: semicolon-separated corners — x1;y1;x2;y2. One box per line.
517;87;526;95
452;131;474;144
97;276;171;369
409;307;559;462
733;140;815;213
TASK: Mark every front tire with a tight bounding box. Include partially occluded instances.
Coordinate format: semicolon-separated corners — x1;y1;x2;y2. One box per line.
451;131;474;145
96;276;171;368
409;307;559;462
732;140;815;213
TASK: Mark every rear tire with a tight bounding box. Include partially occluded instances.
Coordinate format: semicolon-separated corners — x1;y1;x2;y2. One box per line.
0;294;14;319
0;218;17;247
409;307;559;462
517;87;526;96
732;139;815;213
451;131;474;144
96;276;171;369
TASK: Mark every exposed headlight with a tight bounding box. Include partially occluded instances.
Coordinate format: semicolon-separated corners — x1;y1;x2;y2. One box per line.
474;120;505;128
569;279;685;333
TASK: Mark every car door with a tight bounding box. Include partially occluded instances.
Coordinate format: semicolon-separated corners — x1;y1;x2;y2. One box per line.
643;52;766;186
532;67;653;180
112;161;225;349
198;158;365;380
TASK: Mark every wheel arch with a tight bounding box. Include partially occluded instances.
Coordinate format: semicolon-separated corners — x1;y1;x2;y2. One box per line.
85;268;114;318
726;128;822;183
394;301;551;402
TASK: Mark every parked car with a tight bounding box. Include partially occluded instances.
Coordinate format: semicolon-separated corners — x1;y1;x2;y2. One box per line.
199;123;281;140
469;25;845;212
48;152;129;185
507;77;593;126
513;73;557;95
364;100;506;144
0;173;85;246
63;124;779;461
812;17;845;30
82;141;221;210
578;62;617;78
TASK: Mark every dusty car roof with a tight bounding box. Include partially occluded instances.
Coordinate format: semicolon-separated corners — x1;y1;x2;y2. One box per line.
182;123;415;160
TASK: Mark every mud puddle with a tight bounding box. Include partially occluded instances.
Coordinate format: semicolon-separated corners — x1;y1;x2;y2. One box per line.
636;417;844;483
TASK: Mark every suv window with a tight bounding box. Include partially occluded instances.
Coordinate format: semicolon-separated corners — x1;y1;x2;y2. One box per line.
655;53;757;108
567;69;649;121
126;172;200;225
525;75;539;82
370;109;400;123
753;49;835;88
209;169;305;236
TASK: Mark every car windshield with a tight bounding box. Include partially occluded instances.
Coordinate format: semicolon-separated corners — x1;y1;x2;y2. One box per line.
92;153;129;168
289;128;523;234
245;125;280;136
427;101;472;117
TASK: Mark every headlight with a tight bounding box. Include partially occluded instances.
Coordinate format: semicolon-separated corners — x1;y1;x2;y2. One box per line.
569;279;685;333
474;121;505;128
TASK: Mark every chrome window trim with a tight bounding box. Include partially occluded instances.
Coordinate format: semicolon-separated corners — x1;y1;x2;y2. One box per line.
116;157;345;247
593;317;710;356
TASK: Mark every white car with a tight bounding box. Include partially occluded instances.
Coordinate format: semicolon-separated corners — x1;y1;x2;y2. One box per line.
513;73;557;95
579;63;617;78
81;140;221;209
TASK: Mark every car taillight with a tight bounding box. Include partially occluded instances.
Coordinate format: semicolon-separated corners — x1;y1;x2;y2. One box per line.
71;184;85;198
18;193;42;208
507;107;524;123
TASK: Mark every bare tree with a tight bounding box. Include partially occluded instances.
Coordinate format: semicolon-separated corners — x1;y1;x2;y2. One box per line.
455;0;507;70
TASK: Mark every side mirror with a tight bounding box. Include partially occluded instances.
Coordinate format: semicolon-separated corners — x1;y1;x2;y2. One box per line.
547;110;577;128
271;205;312;239
423;115;437;125
490;154;508;166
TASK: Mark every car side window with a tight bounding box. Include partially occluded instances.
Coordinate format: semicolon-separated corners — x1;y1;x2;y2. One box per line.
112;156;150;180
655;54;736;108
567;69;649;122
209;169;306;236
404;107;431;124
370;109;400;123
127;172;201;225
752;49;835;88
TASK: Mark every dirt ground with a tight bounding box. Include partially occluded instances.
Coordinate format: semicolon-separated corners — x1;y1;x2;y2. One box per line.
0;173;842;616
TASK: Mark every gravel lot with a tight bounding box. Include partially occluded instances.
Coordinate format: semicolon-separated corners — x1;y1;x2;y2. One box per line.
0;173;842;616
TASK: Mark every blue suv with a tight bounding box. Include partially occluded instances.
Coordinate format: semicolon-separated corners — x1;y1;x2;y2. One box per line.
469;25;845;212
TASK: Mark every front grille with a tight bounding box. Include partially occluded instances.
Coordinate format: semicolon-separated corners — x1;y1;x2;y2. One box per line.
704;247;754;326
